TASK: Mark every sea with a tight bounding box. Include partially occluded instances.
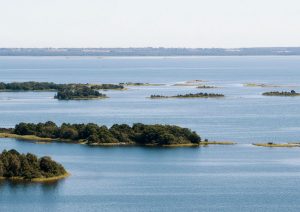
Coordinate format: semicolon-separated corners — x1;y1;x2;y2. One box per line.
1;56;300;211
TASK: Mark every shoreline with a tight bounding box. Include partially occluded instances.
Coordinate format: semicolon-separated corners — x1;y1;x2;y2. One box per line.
55;96;108;100
0;173;70;183
2;133;300;149
0;133;235;147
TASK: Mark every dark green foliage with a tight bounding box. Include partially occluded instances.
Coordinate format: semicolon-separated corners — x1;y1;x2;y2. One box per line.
0;81;124;91
0;161;4;177
91;84;123;90
39;156;66;177
150;95;169;98
0;81;63;91
0;149;66;180
150;93;224;98
262;90;300;96
54;86;106;100
173;93;224;98
120;82;147;86
12;122;201;146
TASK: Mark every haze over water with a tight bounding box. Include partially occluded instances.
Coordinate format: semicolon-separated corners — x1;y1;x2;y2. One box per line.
1;56;300;211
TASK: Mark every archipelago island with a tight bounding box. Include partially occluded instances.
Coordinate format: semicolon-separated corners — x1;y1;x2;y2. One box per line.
262;90;300;97
0;122;235;147
150;93;224;99
0;149;68;182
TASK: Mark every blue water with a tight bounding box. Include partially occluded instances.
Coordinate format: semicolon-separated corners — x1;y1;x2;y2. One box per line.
1;56;300;211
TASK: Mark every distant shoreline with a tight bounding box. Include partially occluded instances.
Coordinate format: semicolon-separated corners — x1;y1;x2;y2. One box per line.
1;47;300;56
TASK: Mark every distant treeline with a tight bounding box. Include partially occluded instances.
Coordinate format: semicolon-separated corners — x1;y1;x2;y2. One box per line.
1;47;300;56
0;81;124;91
150;93;224;99
0;149;66;180
0;81;124;100
9;121;201;146
262;90;300;96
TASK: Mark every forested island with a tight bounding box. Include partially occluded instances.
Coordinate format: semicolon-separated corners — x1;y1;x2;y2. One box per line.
150;93;224;99
197;85;216;89
262;90;300;96
0;149;68;182
0;81;124;91
54;87;107;100
0;121;201;147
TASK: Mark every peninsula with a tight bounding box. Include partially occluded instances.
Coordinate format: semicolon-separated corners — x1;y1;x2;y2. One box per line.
0;149;68;182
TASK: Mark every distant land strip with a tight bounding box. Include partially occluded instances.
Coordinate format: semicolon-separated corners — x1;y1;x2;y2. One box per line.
1;47;300;56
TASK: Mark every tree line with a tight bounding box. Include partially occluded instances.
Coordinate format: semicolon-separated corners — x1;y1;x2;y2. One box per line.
11;121;201;146
0;81;124;91
150;92;224;98
0;149;66;180
54;86;106;100
262;90;300;96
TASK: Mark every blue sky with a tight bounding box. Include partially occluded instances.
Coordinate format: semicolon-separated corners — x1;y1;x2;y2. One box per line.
0;0;299;47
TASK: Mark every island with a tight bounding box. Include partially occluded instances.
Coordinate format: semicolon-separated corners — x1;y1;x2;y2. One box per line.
54;86;107;100
253;142;300;148
197;85;216;89
0;122;202;147
0;122;237;147
0;81;124;91
150;93;224;99
0;149;68;182
262;90;300;97
119;82;164;86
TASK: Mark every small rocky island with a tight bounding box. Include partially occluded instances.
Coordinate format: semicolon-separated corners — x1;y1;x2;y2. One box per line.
54;86;107;100
150;93;224;99
0;149;68;182
262;90;300;97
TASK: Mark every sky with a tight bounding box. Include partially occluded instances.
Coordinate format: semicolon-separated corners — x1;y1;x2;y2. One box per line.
0;0;300;48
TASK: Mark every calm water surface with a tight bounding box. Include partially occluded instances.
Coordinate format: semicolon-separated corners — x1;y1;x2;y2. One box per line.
1;56;300;211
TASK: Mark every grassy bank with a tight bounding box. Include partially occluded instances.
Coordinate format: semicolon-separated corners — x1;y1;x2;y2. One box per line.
0;133;81;143
0;173;70;183
0;133;236;147
0;133;54;142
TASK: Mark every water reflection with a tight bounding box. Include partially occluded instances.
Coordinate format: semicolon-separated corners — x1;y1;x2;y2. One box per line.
0;178;61;192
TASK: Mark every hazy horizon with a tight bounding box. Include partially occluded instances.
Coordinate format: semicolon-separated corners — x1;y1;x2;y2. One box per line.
1;0;300;48
1;46;300;49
